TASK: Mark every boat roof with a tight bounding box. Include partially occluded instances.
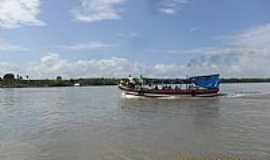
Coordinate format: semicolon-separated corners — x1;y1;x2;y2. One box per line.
190;74;220;79
142;74;220;85
143;78;192;84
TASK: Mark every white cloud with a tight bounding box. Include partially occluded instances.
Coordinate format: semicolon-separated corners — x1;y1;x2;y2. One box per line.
185;24;270;77
1;24;270;78
0;62;21;76
159;8;177;15
0;39;29;52
60;41;113;51
0;53;188;79
143;23;270;78
158;0;190;15
0;0;45;29
73;0;127;23
116;32;138;39
189;27;200;33
26;53;148;78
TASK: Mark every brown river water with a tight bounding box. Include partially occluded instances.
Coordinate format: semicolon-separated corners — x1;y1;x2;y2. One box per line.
0;83;270;159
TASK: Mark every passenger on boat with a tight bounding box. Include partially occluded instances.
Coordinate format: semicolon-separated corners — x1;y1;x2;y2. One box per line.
127;75;137;88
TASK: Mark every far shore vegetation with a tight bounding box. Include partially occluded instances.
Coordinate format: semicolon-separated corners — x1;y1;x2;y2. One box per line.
1;73;270;88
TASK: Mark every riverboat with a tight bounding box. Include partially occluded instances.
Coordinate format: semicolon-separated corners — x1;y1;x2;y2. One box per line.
119;74;220;98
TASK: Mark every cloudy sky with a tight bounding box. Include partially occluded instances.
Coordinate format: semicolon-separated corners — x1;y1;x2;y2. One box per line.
0;0;270;79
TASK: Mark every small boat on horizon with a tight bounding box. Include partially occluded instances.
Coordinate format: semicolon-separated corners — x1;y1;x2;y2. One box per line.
119;74;220;98
74;83;81;87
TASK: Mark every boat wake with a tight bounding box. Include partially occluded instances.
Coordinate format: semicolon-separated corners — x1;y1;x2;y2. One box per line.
121;91;270;99
225;91;270;98
121;93;143;99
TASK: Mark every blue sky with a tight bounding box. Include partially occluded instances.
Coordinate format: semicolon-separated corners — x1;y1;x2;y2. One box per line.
0;0;270;78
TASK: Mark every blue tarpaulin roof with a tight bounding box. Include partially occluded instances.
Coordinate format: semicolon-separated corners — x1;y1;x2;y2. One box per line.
190;74;220;89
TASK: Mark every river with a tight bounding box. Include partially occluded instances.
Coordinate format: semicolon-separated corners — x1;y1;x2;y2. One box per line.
0;83;270;159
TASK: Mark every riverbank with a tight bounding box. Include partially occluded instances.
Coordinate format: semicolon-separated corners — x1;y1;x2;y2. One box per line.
0;78;119;88
1;78;270;88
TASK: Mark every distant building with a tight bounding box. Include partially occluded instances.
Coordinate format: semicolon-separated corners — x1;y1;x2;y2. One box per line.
3;73;15;81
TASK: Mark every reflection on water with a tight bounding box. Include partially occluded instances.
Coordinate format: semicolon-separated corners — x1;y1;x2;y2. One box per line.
0;84;270;159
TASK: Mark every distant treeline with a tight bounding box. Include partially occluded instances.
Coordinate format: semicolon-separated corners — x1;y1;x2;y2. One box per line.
0;78;120;88
221;78;270;83
1;77;270;88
